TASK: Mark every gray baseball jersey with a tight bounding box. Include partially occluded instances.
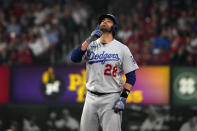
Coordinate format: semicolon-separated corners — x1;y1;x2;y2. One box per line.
84;38;139;93
80;38;138;131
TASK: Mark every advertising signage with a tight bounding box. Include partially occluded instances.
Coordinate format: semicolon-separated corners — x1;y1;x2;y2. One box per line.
0;66;10;104
11;66;86;104
11;66;169;105
172;67;197;106
131;66;170;105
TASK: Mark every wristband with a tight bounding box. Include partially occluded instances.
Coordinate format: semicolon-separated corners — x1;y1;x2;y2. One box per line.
120;88;130;98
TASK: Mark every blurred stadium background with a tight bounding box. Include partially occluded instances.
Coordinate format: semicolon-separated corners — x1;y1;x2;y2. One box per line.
0;0;197;131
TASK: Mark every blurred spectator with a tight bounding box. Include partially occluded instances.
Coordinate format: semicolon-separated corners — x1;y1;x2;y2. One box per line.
170;45;187;66
0;41;10;65
62;109;79;131
6;15;21;36
33;3;51;25
28;33;49;57
23;115;41;131
46;111;59;131
186;31;197;55
140;110;165;131
152;28;170;53
0;0;197;66
179;116;197;131
46;109;79;131
177;10;191;32
170;29;185;56
71;2;89;27
61;8;77;34
11;47;33;65
126;27;144;46
0;119;2;131
6;121;18;131
117;23;132;43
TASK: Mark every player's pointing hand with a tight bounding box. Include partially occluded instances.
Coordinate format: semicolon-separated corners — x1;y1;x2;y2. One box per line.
86;26;103;44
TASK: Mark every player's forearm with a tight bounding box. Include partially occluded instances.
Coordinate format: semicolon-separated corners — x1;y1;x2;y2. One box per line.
124;83;133;91
120;71;136;98
81;41;89;51
125;71;136;89
71;44;86;63
120;83;132;99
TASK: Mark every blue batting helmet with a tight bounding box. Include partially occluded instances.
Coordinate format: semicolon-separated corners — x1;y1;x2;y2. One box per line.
98;14;118;36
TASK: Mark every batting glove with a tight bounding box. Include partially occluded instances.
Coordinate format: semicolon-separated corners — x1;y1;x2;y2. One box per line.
86;26;103;44
113;97;126;113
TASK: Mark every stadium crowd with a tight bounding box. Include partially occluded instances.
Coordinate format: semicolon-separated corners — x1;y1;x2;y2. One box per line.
0;0;197;66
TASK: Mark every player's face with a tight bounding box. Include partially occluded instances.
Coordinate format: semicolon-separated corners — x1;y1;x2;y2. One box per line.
99;18;114;33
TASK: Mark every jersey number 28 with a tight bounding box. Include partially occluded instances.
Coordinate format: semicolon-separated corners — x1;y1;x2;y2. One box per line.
104;64;117;77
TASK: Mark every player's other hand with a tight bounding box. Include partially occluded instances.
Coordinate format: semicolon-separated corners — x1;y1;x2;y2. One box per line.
86;26;103;44
113;97;126;113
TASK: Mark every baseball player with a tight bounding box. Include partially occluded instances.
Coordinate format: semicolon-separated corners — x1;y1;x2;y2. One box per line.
71;14;139;131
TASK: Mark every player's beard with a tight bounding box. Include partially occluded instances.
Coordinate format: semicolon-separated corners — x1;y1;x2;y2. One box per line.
99;25;112;33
